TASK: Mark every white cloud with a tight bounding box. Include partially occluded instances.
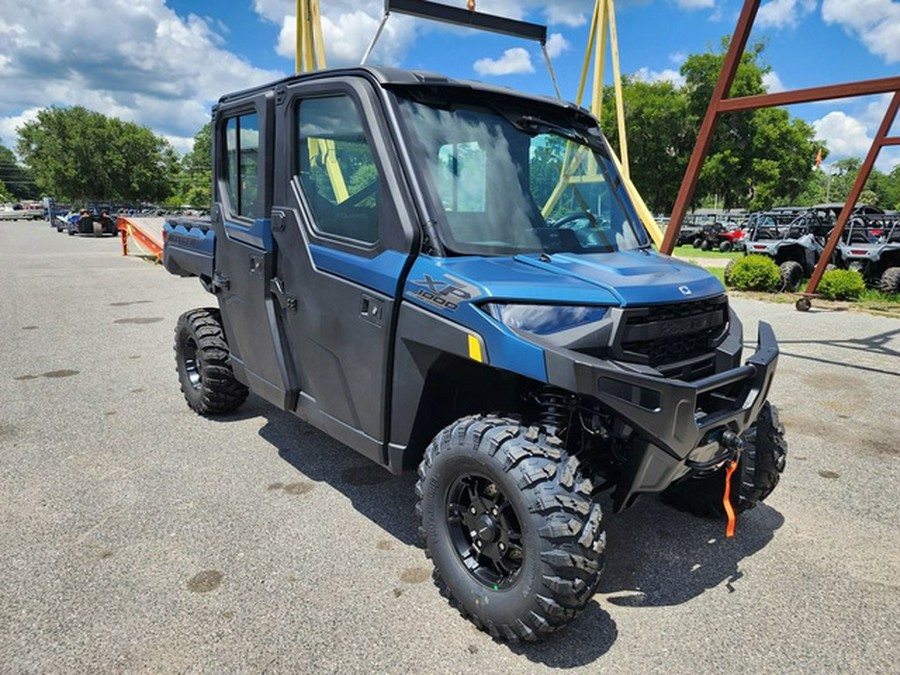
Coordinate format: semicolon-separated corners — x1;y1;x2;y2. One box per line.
474;48;535;76
634;67;686;87
814;110;900;173
544;5;588;27
675;0;716;9
0;0;283;151
0;108;40;152
670;52;687;65
815;112;871;157
545;33;571;59
822;0;900;63
757;0;816;29
762;70;785;93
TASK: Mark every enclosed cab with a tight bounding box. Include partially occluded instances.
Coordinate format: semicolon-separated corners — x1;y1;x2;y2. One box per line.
164;67;787;641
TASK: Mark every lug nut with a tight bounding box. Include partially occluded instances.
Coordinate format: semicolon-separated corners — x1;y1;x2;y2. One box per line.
491;507;499;517
475;539;483;548
498;542;506;551
469;506;477;515
470;530;477;538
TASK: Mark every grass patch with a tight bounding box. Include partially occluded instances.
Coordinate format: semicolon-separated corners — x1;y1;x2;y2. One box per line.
706;267;725;284
672;244;743;259
695;267;900;316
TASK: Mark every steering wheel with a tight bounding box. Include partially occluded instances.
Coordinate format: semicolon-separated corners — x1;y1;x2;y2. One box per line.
549;212;595;229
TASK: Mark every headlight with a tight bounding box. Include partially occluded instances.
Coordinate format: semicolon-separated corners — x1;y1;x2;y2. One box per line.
481;303;609;335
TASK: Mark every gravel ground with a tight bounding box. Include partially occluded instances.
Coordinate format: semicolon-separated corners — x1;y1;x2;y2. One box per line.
1;220;897;673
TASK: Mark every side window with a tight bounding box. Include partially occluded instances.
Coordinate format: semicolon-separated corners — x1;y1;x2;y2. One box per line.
223;112;259;218
296;95;379;244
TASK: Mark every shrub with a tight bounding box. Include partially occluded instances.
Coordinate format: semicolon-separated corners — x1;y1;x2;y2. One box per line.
817;269;865;300
727;255;781;291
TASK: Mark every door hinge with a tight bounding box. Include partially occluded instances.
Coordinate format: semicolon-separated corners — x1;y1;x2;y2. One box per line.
270;277;297;311
211;271;230;292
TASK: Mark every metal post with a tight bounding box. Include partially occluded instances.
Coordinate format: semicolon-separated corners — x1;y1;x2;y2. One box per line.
360;12;390;65
540;44;563;100
660;0;761;255
804;91;900;296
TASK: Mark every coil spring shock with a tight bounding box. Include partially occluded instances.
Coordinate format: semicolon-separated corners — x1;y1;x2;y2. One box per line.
537;387;571;433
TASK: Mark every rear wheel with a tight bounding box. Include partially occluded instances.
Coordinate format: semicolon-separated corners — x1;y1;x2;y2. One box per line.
879;267;900;294
416;415;605;642
174;308;248;415
662;403;787;517
779;260;803;292
719;240;733;252
693;237;704;248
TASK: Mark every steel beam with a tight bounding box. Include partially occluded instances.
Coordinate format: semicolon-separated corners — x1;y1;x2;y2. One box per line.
717;76;900;112
804;91;900;296
385;0;546;43
660;0;761;254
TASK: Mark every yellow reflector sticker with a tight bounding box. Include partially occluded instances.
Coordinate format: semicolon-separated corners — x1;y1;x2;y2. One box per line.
467;334;484;363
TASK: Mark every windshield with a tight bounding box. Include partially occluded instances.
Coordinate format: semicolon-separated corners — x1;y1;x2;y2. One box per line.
395;95;647;256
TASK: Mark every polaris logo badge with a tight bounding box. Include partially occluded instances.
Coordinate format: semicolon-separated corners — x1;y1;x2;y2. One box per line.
678;285;692;296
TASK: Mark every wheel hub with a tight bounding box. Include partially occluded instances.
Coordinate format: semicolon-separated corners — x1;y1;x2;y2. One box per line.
446;474;524;589
475;514;498;544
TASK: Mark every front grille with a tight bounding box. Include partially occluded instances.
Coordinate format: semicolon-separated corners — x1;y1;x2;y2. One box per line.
618;296;728;377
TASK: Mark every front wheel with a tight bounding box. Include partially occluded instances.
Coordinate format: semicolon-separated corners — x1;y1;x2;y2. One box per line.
174;308;248;415
416;415;605;642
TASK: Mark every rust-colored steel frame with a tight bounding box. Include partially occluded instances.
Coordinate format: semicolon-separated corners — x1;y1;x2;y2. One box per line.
661;0;900;298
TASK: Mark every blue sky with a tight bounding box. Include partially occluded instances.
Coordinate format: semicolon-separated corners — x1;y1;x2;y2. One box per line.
0;0;897;171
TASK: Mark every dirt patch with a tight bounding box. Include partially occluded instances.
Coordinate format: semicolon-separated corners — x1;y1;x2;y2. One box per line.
187;570;223;593
113;317;163;325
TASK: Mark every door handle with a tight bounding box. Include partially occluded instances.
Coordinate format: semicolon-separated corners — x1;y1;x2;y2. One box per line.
360;294;383;326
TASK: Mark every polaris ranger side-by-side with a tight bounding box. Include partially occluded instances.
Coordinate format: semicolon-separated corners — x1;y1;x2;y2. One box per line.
163;67;787;641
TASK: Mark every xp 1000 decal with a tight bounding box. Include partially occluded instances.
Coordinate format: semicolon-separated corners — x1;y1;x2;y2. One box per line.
408;274;480;312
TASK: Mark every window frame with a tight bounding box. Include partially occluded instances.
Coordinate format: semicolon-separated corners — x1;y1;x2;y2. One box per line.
220;110;261;221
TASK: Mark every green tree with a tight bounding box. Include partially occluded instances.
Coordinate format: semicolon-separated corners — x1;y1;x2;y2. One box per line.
601;78;692;213
16;106;178;203
0;143;37;199
594;41;821;213
680;40;820;210
179;122;212;208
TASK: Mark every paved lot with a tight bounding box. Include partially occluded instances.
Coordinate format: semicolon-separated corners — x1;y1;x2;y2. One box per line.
1;220;898;673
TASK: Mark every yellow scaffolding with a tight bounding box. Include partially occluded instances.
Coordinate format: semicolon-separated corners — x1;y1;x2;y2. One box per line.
295;0;349;203
543;0;664;246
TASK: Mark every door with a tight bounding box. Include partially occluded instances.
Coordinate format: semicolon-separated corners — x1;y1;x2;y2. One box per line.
212;93;296;409
270;78;417;464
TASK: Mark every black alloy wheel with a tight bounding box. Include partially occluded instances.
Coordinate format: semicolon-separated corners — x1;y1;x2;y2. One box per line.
446;473;524;590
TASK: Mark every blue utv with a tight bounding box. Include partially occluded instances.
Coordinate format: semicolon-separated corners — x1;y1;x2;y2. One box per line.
162;67;787;641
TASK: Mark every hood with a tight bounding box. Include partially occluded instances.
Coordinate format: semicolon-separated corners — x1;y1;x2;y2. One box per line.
419;250;724;307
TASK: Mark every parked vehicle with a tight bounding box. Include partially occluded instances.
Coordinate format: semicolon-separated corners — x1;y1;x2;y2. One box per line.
739;207;833;290
66;209;118;237
163;66;787;641
694;220;746;252
837;212;900;293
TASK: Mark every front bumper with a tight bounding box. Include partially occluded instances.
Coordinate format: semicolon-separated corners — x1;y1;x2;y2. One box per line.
544;322;779;509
